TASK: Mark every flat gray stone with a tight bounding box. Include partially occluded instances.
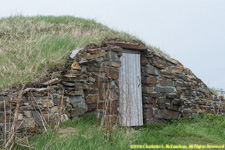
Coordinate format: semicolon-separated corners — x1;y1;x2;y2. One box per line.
69;95;88;117
145;65;159;75
70;107;87;117
62;82;87;87
146;93;163;98
159;79;174;86
107;51;118;61
153;108;179;120
176;81;183;87
157;98;172;104
70;96;83;107
155;86;175;93
70;48;83;59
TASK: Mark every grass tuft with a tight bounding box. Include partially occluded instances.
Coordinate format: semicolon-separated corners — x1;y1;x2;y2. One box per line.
209;87;219;96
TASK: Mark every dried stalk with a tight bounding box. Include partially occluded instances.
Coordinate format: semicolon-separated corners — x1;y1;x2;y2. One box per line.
55;87;65;131
30;92;49;132
125;81;128;128
100;79;109;128
4;100;6;145
119;84;124;126
109;94;112;141
4;85;25;149
128;83;131;131
96;63;103;127
104;81;109;141
45;139;56;150
16;136;35;149
16;143;35;149
102;77;115;141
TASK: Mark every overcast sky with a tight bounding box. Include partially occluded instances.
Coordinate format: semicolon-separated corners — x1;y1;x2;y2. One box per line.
1;0;225;90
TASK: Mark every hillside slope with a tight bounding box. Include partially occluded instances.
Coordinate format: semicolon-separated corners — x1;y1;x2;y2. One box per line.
0;16;164;88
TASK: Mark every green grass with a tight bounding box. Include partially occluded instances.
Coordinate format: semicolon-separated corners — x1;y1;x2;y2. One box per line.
14;114;225;150
0;15;169;88
210;87;219;96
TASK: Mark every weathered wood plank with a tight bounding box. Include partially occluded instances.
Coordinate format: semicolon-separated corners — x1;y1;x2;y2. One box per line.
119;50;143;126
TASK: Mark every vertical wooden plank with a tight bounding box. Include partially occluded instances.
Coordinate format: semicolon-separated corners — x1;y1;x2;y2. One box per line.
137;53;143;126
119;50;143;126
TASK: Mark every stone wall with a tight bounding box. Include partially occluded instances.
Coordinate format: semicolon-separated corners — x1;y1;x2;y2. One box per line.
68;45;121;122
141;49;225;124
0;45;122;139
0;85;68;138
0;43;224;139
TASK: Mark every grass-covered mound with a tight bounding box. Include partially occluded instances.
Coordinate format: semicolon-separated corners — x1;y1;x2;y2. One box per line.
0;16;164;88
14;114;225;150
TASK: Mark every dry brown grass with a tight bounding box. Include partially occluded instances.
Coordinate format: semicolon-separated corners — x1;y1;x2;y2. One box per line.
0;16;140;88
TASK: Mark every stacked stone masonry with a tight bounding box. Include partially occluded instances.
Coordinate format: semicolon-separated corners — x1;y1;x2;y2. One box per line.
0;44;224;138
141;49;225;124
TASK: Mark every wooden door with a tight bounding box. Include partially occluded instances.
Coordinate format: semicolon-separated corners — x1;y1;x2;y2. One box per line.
119;49;143;126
